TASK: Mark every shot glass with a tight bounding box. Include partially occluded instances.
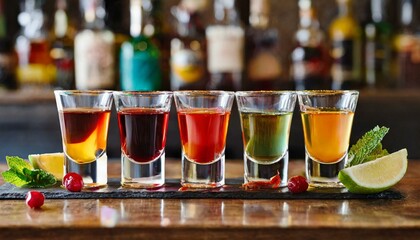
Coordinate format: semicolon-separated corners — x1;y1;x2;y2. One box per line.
174;91;235;188
297;90;359;188
236;91;297;187
113;91;172;188
54;90;113;189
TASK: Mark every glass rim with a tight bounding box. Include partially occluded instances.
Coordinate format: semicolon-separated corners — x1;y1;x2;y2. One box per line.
297;90;359;96
54;90;114;95
113;91;173;96
173;90;235;97
235;90;297;97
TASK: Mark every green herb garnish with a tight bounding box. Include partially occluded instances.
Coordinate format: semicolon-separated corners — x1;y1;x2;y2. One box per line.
346;126;389;167
1;156;57;188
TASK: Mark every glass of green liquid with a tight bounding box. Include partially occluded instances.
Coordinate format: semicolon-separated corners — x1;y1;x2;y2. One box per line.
236;91;297;187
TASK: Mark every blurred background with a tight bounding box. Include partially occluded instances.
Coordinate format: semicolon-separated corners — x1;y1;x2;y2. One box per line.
0;0;419;162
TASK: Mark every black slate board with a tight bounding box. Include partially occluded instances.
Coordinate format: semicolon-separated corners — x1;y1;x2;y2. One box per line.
0;178;404;200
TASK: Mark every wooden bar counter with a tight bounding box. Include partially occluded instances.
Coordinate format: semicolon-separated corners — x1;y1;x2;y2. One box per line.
0;159;419;239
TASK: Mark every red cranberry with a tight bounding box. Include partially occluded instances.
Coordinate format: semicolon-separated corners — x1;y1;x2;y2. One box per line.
63;172;84;192
26;191;45;208
288;176;309;193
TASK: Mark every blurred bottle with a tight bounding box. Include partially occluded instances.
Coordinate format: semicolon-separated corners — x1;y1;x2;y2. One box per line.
75;0;115;90
141;0;163;39
104;0;130;91
394;0;420;88
170;0;208;90
143;0;172;90
329;0;362;90
245;0;283;90
364;0;393;89
120;0;161;91
143;0;173;90
50;0;75;90
290;0;330;90
206;0;244;91
0;0;18;90
15;0;56;89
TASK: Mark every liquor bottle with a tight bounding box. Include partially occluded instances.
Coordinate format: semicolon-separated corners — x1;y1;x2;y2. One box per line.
170;0;208;90
120;0;161;91
50;0;75;90
364;0;393;88
329;0;362;90
142;0;163;39
245;0;283;90
394;0;420;88
15;0;56;89
290;0;330;90
104;0;130;91
144;0;172;90
0;0;18;90
206;0;245;91
75;0;115;90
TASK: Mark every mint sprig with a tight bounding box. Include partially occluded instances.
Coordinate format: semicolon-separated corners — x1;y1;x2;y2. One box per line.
1;156;57;188
346;126;389;167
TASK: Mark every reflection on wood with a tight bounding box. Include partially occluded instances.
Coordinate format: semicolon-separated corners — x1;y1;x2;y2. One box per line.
0;160;419;239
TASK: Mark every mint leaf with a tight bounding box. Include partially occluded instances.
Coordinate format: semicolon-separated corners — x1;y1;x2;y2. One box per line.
1;170;29;187
346;126;389;167
6;156;33;173
2;156;57;188
24;169;57;188
364;143;389;162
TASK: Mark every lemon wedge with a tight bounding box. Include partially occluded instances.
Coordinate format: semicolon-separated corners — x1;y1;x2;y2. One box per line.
29;153;65;180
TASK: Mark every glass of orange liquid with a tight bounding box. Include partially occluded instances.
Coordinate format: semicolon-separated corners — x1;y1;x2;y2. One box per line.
297;90;359;188
54;90;113;189
174;91;235;188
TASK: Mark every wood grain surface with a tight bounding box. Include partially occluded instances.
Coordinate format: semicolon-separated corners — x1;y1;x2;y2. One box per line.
0;159;418;239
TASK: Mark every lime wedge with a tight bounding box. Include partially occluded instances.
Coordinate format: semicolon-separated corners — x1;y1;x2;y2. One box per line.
29;153;65;180
338;149;408;194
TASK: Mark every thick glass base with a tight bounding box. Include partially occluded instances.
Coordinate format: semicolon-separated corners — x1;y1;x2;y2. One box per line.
121;152;165;189
181;154;225;188
65;153;108;189
244;151;288;187
305;152;346;188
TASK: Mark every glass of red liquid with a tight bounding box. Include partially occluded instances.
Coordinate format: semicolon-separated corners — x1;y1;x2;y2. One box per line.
174;91;235;188
113;91;172;188
54;90;113;189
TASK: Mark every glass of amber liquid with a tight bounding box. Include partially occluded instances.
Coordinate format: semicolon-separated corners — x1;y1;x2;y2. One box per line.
113;91;173;188
297;90;359;188
236;91;297;187
174;91;235;188
54;90;113;189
